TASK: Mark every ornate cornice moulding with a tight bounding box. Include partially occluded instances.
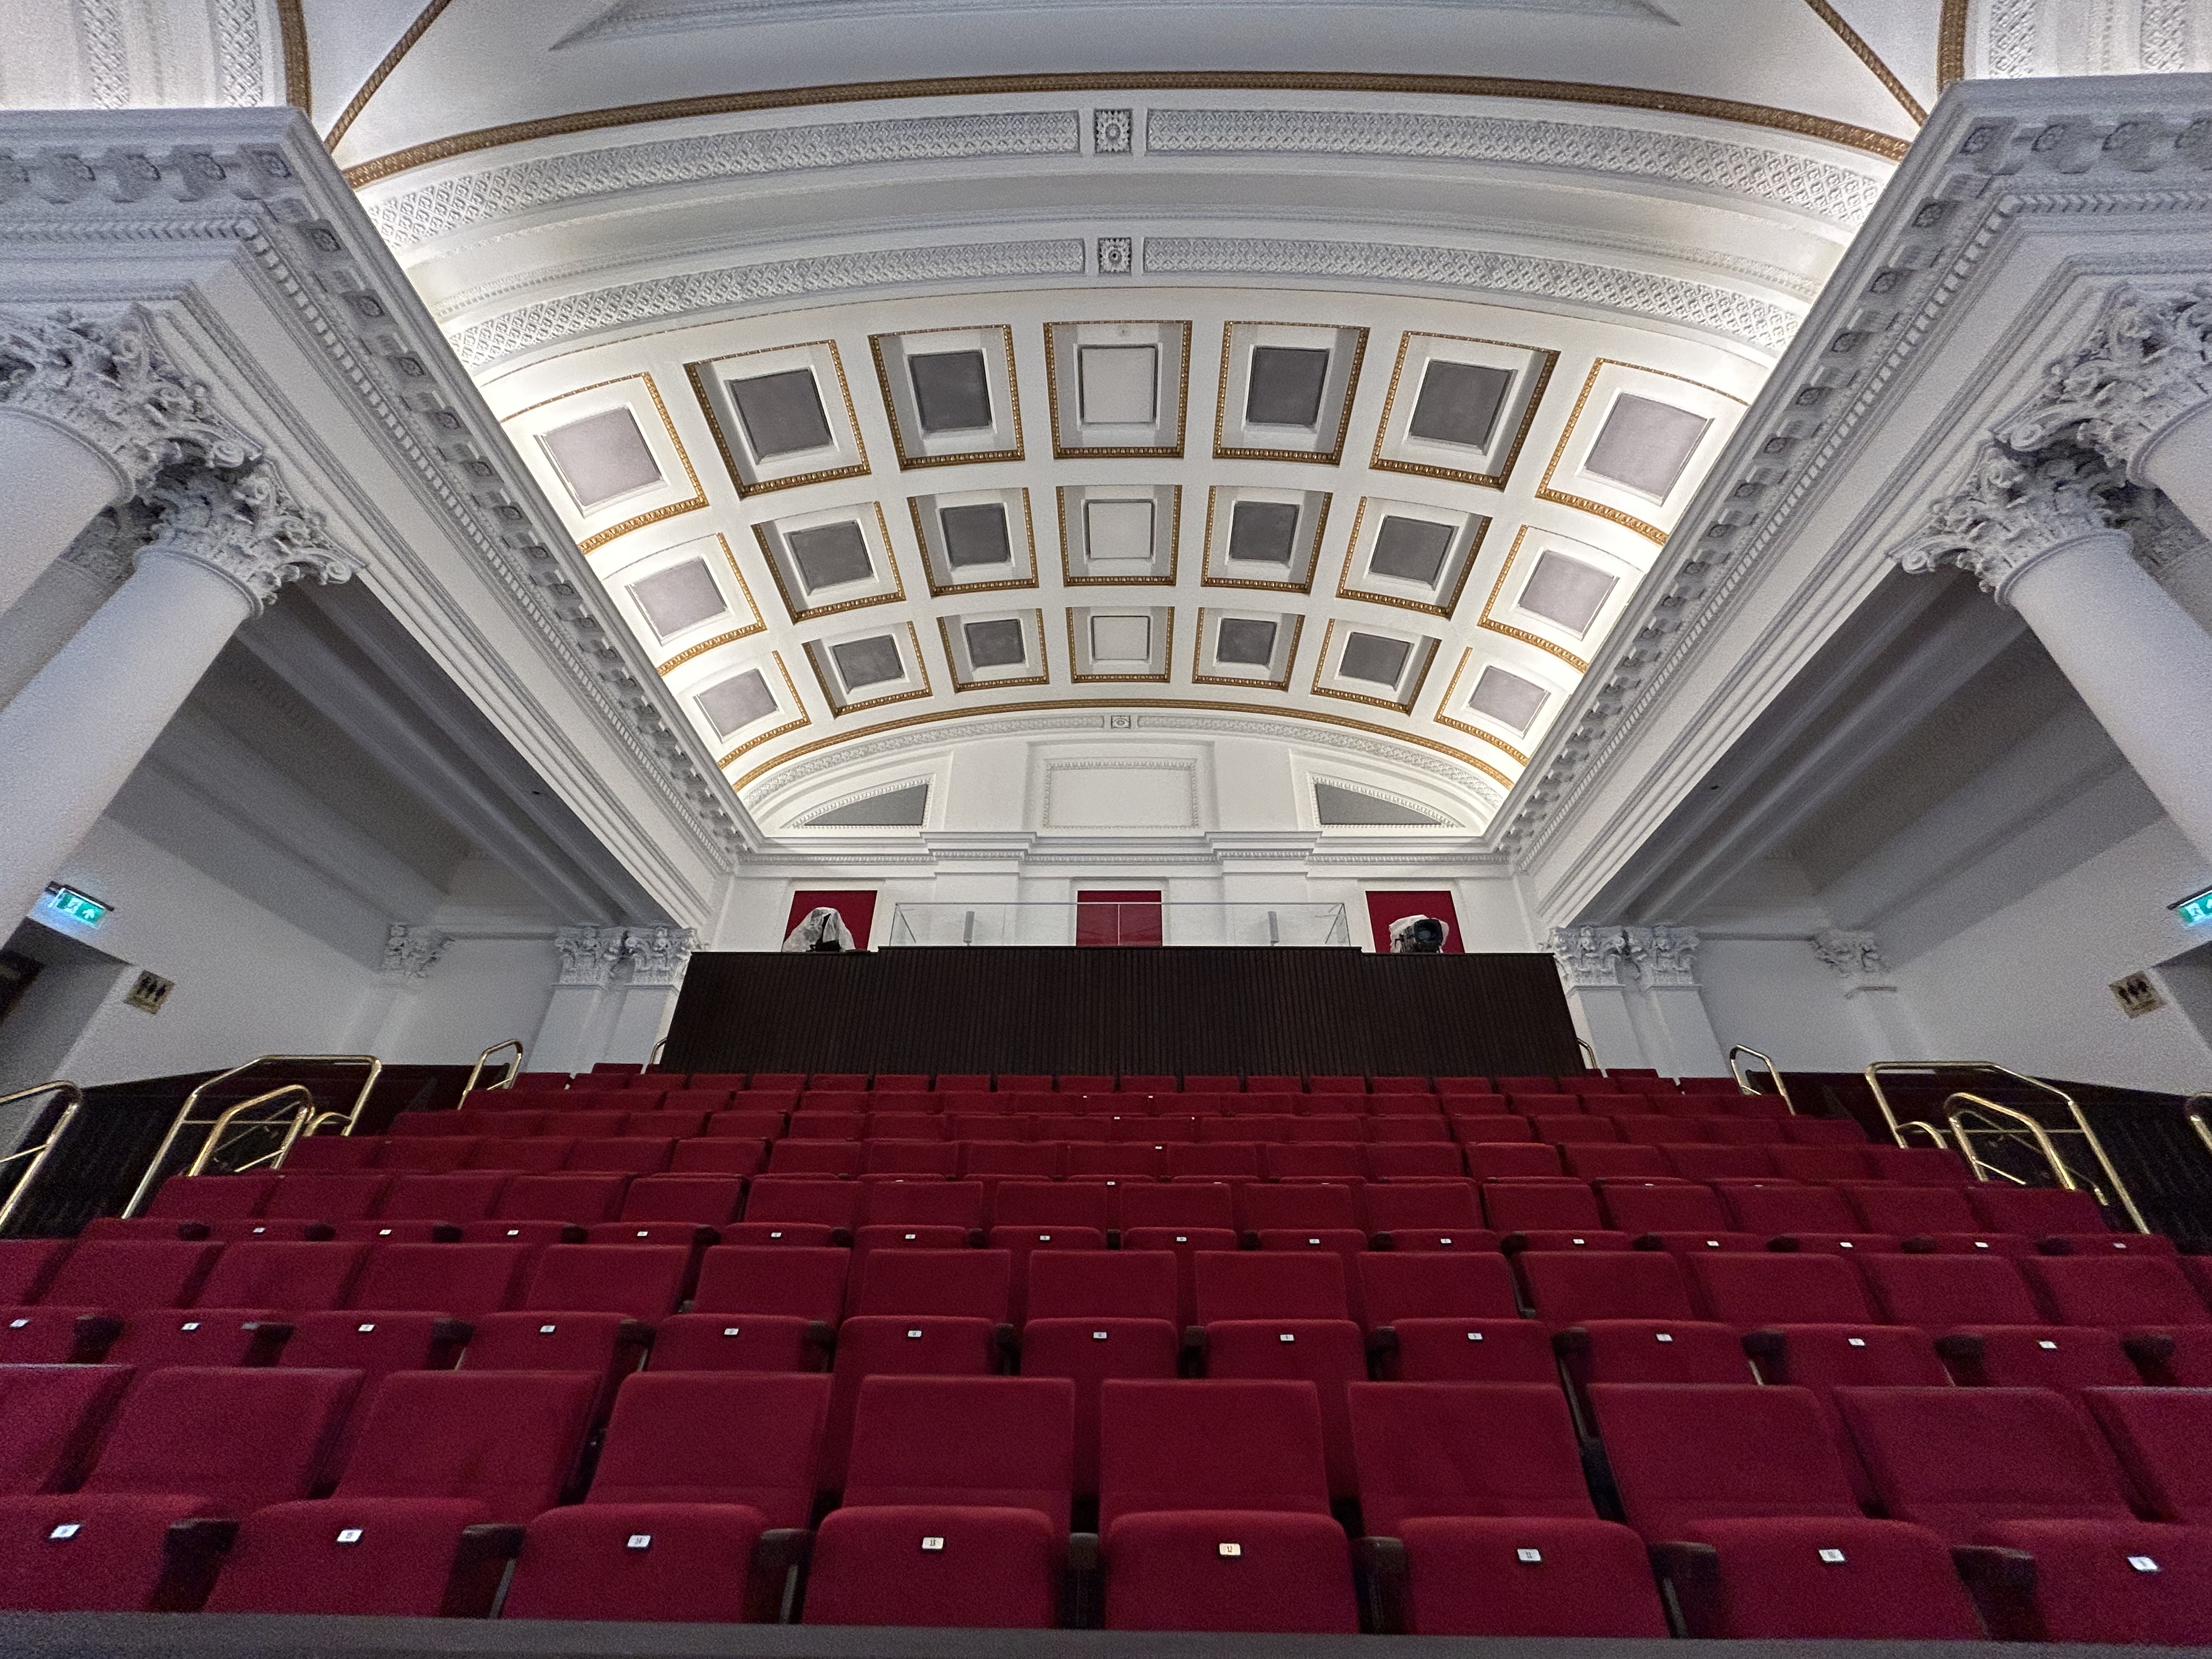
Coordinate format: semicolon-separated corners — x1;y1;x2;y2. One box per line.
0;110;757;883
1493;76;2212;870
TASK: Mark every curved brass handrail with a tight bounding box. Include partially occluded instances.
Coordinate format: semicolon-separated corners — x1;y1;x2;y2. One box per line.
125;1053;382;1216
184;1086;315;1177
1575;1037;1598;1071
1943;1092;2086;1197
1726;1043;1796;1114
460;1039;525;1097
2182;1094;2212;1162
0;1081;84;1233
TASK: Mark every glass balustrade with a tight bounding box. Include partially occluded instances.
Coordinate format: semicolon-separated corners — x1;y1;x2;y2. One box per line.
883;901;1353;947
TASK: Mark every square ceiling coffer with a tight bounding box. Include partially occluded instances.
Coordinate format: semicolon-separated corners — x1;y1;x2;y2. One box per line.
1090;614;1152;662
1084;499;1155;565
940;503;1013;569
1341;631;1412;687
697;668;776;736
1584;394;1711;501
1409;360;1513;450
963;618;1028;668
788;521;873;592
1245;346;1331;428
909;350;994;433
1369;516;1454;586
833;635;906;690
729;368;833;459
628;558;726;641
1228;500;1299;566
1216;617;1278;667
1519;551;1617;636
539;408;662;512
1079;345;1159;425
1469;664;1548;732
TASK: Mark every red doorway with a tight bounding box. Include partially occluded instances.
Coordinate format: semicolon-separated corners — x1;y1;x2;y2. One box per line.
1364;890;1465;954
1076;890;1163;946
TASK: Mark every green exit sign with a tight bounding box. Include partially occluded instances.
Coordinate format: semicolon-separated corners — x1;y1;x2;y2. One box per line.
2175;887;2212;927
41;884;109;928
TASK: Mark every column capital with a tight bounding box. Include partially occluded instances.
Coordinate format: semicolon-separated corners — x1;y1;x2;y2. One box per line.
1892;442;2128;603
382;924;452;981
1547;924;1629;989
622;924;697;988
1634;925;1701;989
1811;928;1887;979
58;500;156;592
138;461;364;613
555;924;627;989
2002;284;2212;473
0;306;253;494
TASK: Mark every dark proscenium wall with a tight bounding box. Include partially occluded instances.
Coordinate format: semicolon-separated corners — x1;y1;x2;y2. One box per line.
663;949;1583;1079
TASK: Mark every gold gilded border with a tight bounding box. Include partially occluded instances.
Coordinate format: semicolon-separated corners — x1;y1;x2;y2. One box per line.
1308;617;1436;715
507;370;708;553
275;0;311;112
1434;648;1538;763
1212;323;1369;466
754;501;905;623
1068;607;1173;684
1369;332;1559;492
1534;358;1746;544
1191;607;1303;691
713;651;811;768
1334;496;1489;620
939;608;1052;693
1475;524;1594;673
807;620;934;716
1937;0;1970;89
345;71;1910;187
1043;321;1194;460
686;339;871;500
1801;0;1927;123
652;533;765;674
1198;487;1330;595
871;325;1025;471
1058;485;1181;588
734;692;1513;792
914;488;1042;598
325;0;453;153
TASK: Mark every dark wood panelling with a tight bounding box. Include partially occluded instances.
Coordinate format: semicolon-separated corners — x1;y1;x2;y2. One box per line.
663;949;1584;1078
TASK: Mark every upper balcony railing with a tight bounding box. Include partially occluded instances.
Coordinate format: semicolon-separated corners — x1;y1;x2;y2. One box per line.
883;901;1353;949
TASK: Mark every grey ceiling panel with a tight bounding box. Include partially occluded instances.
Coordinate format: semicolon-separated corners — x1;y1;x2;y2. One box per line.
1469;664;1548;732
909;349;994;433
539;407;662;510
1583;393;1710;499
788;520;873;591
1369;515;1454;585
1216;617;1278;666
1227;499;1300;565
1078;344;1159;424
810;783;929;826
963;617;1028;668
940;502;1014;568
696;668;776;736
1090;614;1152;661
1340;631;1410;687
832;635;905;690
1408;359;1514;449
729;368;833;459
1245;346;1330;428
628;558;727;641
1518;550;1617;635
1314;781;1443;825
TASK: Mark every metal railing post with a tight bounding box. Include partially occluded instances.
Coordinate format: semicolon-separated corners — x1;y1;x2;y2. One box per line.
0;1081;83;1233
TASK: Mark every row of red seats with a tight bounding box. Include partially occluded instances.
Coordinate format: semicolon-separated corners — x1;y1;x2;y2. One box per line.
521;1067;1730;1093
448;1088;1796;1121
5;1361;2207;1637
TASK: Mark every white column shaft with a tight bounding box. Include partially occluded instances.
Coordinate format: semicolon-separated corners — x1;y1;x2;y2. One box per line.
0;551;250;924
2135;400;2212;537
2007;528;2212;864
0;410;124;617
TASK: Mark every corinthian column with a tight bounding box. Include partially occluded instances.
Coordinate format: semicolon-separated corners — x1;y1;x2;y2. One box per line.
0;307;250;616
0;461;363;926
1892;441;2212;862
2005;285;2212;538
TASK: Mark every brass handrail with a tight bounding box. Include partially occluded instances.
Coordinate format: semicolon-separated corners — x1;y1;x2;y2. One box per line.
0;1081;84;1233
183;1086;315;1177
460;1040;525;1097
1868;1060;2147;1231
124;1053;382;1216
2182;1094;2212;1161
1726;1044;1797;1114
1575;1037;1598;1070
1943;1092;2085;1196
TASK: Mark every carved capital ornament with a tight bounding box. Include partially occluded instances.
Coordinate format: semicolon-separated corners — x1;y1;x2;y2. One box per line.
2004;285;2212;472
1890;442;2128;603
137;462;365;612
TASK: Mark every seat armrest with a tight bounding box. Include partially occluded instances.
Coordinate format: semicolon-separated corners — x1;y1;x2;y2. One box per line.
749;1527;814;1624
1064;1531;1102;1629
1353;1535;1410;1635
1739;1328;1785;1364
1365;1326;1399;1359
1649;1539;1722;1638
